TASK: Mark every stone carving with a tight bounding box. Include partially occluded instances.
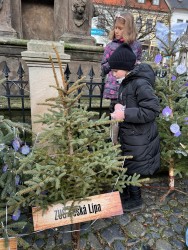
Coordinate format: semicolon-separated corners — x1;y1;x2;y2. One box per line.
0;0;4;10
72;0;87;27
93;5;99;18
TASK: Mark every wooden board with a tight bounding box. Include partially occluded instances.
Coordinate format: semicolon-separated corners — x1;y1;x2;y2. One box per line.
0;237;17;250
32;191;123;231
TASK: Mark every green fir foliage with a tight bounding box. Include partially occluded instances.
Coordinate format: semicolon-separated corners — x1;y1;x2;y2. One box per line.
0;116;31;248
8;47;142;214
155;31;188;176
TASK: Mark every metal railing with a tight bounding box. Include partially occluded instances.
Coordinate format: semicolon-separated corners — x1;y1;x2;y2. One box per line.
0;62;30;123
0;62;108;123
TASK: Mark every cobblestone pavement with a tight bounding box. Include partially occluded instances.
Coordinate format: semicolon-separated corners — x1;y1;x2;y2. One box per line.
21;176;188;250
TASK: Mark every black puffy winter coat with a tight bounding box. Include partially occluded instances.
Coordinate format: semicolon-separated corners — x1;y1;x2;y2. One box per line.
118;63;160;176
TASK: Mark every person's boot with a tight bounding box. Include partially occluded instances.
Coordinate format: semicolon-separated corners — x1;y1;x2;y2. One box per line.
123;186;143;212
120;186;130;205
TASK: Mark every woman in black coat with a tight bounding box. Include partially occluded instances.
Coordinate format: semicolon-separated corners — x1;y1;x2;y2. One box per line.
109;43;160;212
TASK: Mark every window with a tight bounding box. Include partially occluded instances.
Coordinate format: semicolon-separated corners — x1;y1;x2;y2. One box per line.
146;19;153;32
152;0;160;5
177;19;183;23
186;20;188;23
137;0;145;3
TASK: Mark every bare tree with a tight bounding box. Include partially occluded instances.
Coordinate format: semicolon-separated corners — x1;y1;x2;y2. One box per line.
93;0;169;43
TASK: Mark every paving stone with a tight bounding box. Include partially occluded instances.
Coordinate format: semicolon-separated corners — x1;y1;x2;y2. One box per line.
125;220;146;238
146;204;158;210
101;224;125;245
183;179;188;185
108;224;124;238
129;247;139;250
162;228;174;238
101;228;114;245
88;232;103;249
168;215;178;224
104;247;111;250
172;207;182;215
155;239;172;250
149;226;159;232
135;215;145;223
115;214;131;226
151;232;160;239
126;238;140;247
92;219;110;231
144;199;155;206
170;239;185;250
168;199;178;207
157;217;168;226
46;229;56;237
80;222;91;235
140;244;153;250
131;242;152;250
179;218;188;227
178;197;186;205
57;246;72;250
113;240;126;250
172;223;184;234
60;231;72;245
147;238;155;247
144;233;152;241
183;208;188;215
145;217;153;225
46;237;56;248
79;237;87;249
160;205;170;211
31;243;41;250
35;238;45;248
22;235;34;246
143;213;152;219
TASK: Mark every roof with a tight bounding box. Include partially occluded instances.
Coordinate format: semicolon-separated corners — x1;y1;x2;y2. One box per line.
165;0;188;10
93;0;125;6
92;0;169;12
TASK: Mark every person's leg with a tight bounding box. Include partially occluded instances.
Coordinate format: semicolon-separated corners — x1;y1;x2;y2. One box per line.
123;185;143;212
120;186;130;202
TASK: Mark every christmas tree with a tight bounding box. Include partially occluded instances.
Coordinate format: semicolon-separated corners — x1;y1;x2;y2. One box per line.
0;116;31;248
5;47;142;217
155;21;188;194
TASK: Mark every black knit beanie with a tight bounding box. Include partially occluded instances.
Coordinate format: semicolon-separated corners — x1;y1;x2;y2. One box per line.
108;43;136;71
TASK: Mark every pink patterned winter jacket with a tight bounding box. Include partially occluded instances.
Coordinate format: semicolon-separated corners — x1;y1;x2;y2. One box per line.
101;39;142;100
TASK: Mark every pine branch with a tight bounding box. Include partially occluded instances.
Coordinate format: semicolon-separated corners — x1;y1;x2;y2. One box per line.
52;45;68;91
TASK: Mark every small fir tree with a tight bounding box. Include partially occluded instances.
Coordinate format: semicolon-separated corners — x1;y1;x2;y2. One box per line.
0;116;31;248
155;21;188;194
6;47;142;215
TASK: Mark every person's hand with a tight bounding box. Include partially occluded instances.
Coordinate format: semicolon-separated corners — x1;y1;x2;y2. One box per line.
111;104;125;120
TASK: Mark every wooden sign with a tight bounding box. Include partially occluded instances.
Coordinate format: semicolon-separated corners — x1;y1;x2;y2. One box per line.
32;191;123;231
0;237;17;250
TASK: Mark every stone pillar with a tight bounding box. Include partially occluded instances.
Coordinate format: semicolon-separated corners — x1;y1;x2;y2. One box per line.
21;40;71;134
55;0;95;45
0;0;17;37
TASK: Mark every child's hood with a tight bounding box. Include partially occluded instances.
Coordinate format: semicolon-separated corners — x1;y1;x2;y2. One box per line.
130;63;155;87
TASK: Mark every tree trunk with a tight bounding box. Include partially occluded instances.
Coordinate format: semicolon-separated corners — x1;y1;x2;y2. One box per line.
72;223;81;250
